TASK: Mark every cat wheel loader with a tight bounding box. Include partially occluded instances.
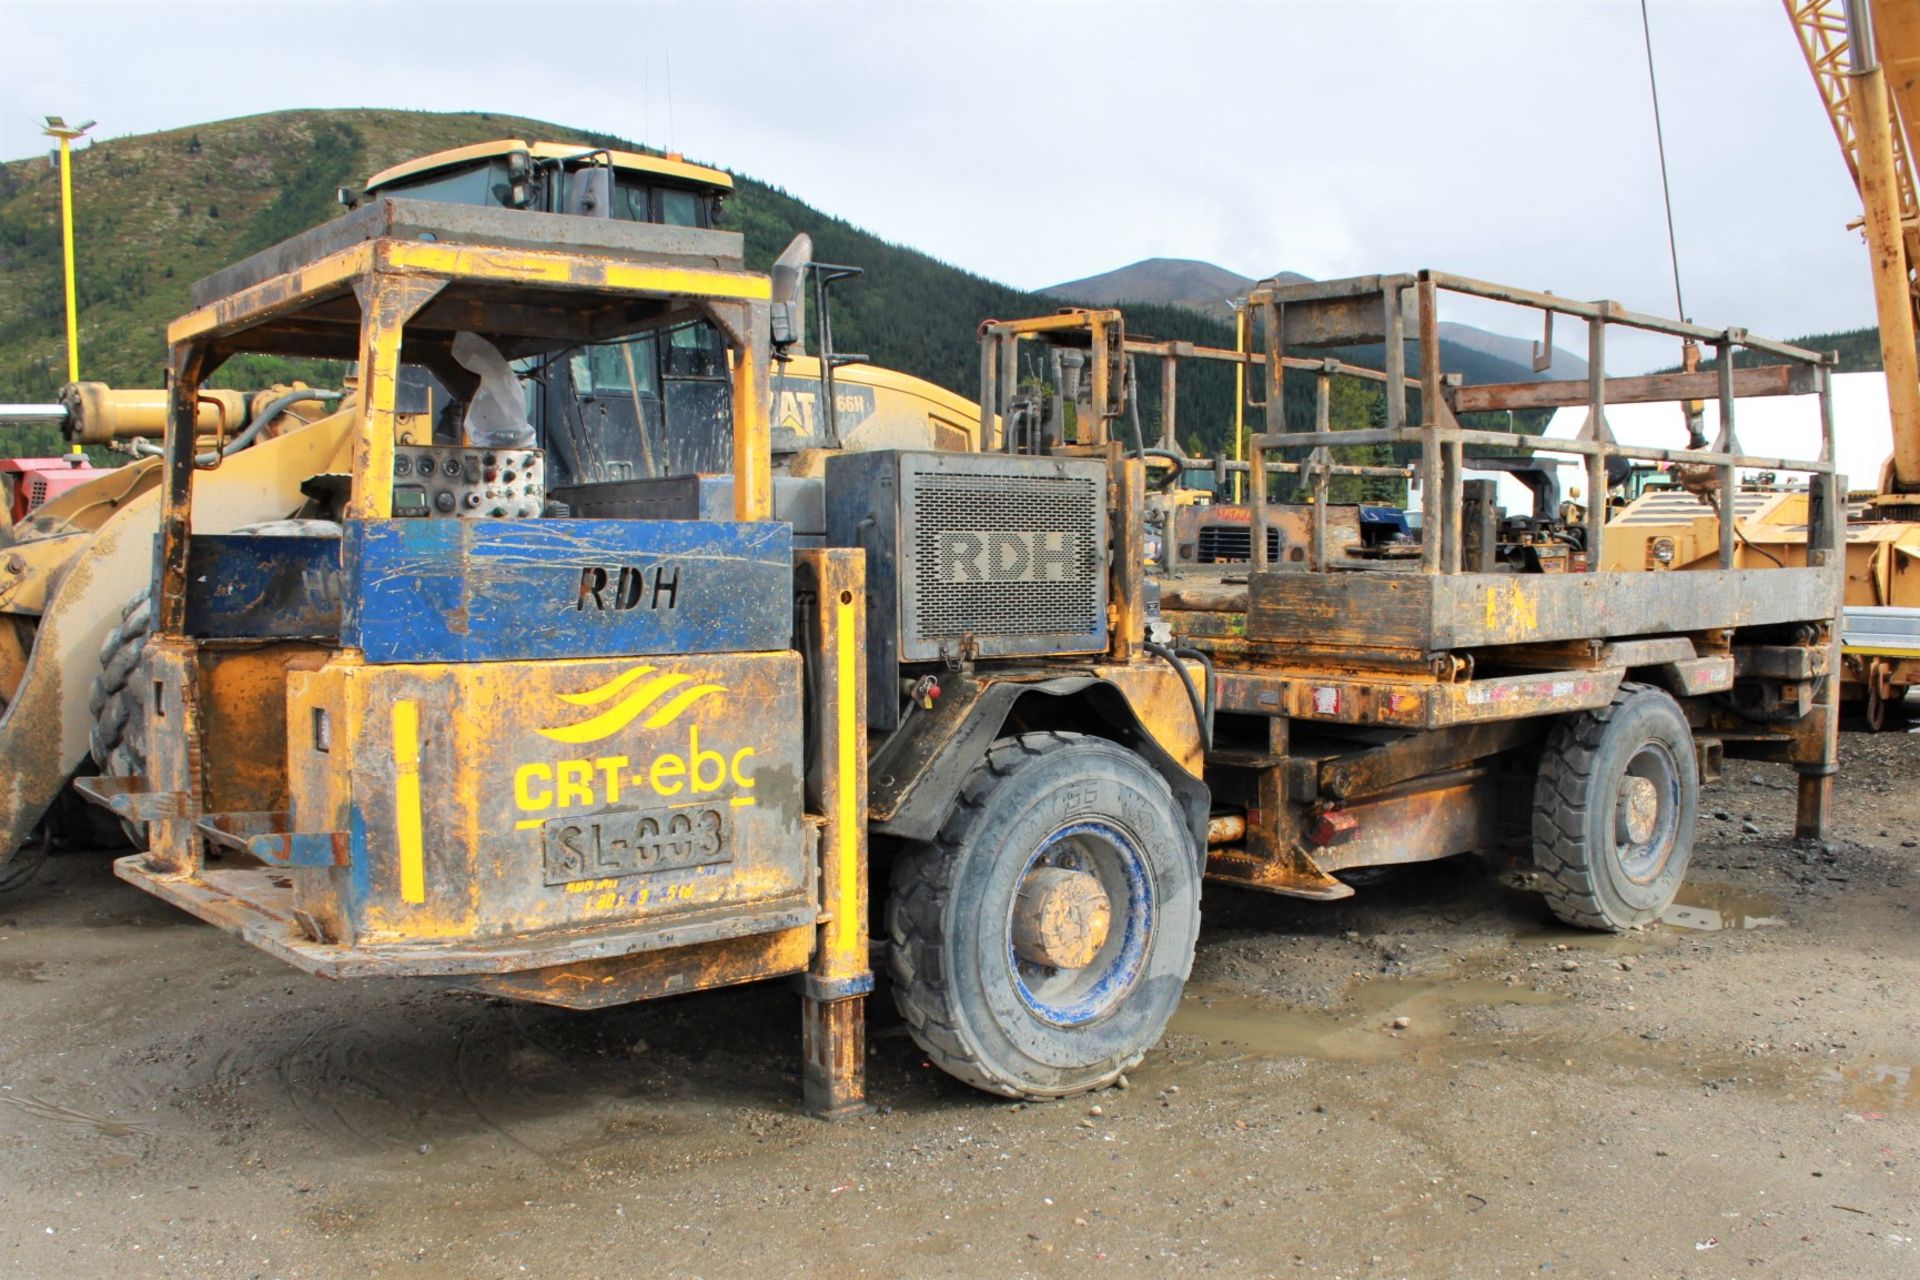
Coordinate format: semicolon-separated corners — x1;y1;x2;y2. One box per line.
0;139;977;892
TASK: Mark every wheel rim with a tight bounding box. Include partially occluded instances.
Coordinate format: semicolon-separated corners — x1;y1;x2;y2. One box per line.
1613;741;1681;883
1007;820;1153;1028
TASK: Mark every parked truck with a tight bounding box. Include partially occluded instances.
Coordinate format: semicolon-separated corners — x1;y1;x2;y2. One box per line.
74;155;1842;1109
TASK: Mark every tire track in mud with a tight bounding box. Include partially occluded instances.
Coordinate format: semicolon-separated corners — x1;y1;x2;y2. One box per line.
195;998;662;1164
0;1088;154;1172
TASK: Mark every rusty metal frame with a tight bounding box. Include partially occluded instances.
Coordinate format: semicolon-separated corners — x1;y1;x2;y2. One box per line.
1245;271;1841;578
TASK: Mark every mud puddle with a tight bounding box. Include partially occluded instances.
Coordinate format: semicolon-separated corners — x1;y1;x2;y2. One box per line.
0;958;50;982
1169;973;1562;1064
1661;880;1785;932
0;1091;142;1139
1815;1062;1915;1111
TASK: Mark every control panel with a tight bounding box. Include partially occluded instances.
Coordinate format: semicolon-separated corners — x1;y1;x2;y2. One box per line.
391;445;545;519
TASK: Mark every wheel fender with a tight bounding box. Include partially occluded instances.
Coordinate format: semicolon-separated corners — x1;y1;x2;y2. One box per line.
868;673;1209;861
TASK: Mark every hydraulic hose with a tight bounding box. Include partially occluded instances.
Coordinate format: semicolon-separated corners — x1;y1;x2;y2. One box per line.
1174;645;1216;748
1143;447;1186;492
129;388;342;464
1145;640;1213;752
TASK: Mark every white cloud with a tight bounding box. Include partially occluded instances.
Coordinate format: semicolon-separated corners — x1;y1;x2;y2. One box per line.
0;0;1883;371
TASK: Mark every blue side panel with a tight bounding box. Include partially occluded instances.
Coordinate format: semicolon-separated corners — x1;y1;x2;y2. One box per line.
184;534;343;640
343;518;792;663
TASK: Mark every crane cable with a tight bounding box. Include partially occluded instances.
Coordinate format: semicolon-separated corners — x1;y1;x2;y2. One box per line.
1642;0;1711;453
1641;0;1689;323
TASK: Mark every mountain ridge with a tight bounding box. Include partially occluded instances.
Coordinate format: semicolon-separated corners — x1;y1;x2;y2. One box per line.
1041;257;1592;380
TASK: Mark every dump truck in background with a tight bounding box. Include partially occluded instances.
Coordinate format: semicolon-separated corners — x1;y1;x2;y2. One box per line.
0;139;979;891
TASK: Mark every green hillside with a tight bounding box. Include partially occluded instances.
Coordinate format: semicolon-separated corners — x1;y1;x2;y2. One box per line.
0;106;1739;470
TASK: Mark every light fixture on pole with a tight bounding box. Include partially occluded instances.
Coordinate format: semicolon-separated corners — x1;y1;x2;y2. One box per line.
41;116;95;386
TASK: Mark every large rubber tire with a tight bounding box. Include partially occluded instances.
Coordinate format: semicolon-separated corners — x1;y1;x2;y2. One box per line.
86;519;341;848
1532;683;1698;931
88;593;153;846
887;731;1201;1099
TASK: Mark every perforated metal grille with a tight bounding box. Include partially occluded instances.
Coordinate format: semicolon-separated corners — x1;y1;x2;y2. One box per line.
906;469;1102;644
1195;525;1281;563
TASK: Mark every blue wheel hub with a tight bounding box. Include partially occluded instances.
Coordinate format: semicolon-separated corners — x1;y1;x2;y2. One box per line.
1008;820;1154;1027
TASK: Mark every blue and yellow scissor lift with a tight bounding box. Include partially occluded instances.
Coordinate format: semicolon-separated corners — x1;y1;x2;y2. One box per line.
76;197;874;1115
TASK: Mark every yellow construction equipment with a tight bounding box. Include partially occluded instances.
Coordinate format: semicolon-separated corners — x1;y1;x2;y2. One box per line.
72;156;1209;1111
0;140;978;890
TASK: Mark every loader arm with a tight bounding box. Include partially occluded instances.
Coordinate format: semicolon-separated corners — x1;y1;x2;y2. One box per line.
0;411;354;868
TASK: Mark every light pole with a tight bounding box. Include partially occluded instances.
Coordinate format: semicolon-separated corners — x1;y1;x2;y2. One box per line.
41;116;94;386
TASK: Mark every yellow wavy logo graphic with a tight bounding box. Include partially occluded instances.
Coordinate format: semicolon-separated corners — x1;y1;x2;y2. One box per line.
537;664;727;745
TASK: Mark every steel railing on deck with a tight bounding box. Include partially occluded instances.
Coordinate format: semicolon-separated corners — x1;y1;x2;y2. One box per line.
1243;270;1841;576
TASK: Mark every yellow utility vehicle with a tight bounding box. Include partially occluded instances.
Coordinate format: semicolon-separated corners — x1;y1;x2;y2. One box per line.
75;177;1211;1110
0;139;976;890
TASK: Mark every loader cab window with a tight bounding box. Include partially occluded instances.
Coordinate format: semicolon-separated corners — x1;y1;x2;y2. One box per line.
373;159;717;229
529;320;731;487
376;160;511;207
659;186;702;227
600;175;711;227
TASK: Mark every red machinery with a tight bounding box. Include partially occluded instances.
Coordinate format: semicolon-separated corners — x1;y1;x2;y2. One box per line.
0;455;99;524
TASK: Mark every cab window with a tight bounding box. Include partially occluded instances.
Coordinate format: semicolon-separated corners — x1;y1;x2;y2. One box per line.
659;187;702;227
665;322;725;379
380;160;509;206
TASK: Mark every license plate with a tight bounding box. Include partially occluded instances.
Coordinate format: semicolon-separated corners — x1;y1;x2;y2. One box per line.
541;804;731;885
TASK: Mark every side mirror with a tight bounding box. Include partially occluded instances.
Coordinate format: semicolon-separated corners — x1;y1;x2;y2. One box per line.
565;165;613;218
769;233;813;357
505;149;533;209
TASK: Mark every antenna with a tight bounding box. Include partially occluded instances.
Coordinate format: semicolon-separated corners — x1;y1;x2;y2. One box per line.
666;46;676;154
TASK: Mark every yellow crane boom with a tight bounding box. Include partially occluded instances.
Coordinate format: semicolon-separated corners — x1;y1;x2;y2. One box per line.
1786;0;1920;493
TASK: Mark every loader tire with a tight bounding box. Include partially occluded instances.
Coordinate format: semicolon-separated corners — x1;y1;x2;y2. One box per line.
88;593;153;846
86;519;341;847
1532;682;1698;932
887;731;1201;1099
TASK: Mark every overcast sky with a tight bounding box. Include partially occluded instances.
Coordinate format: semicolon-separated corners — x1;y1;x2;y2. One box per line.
0;0;1877;372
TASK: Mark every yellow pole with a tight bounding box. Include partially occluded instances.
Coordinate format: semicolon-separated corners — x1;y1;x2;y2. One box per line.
57;135;78;384
40;117;93;386
1232;300;1248;503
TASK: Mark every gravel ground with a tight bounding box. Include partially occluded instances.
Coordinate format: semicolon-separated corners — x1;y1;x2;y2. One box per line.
0;727;1914;1278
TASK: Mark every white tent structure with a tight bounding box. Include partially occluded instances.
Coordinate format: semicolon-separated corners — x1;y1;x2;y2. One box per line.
1416;371;1893;516
1540;369;1894;497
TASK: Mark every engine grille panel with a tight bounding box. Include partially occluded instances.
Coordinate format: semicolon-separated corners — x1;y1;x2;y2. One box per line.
906;469;1102;645
1194;524;1282;564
